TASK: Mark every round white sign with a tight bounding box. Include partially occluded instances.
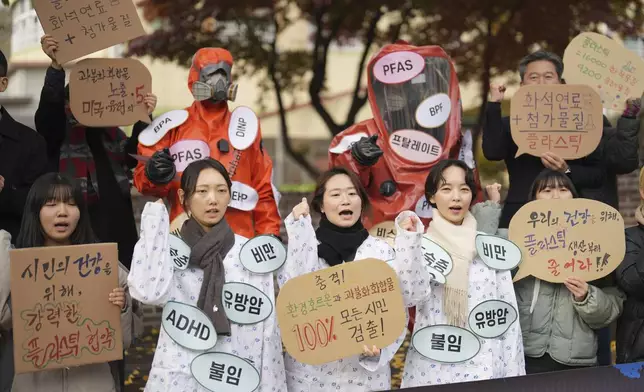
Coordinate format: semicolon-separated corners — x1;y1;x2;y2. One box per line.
228;106;259;151
168;234;191;270
222;282;273;325
415;196;433;219
427;268;446;285
138;110;189;146
169;139;210;173
373;51;426;84
421;236;453;276
412;324;481;363
161;301;217;351
328;132;369;154
475;234;523;271
228;181;259;211
415;93;452;129
191;352;260;392
239;235;287;274
467;300;518;339
389;130;443;164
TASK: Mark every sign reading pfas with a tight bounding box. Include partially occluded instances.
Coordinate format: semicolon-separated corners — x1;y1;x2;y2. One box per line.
509;198;625;283
276;258;406;365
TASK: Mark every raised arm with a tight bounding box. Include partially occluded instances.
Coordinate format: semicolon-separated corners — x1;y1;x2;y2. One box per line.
392;211;431;308
482;85;515;161
127;202;175;306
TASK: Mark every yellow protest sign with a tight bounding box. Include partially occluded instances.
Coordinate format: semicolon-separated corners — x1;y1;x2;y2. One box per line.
510;84;603;159
276;258;406;365
368;221;396;248
509;199;625;283
70;58;152;127
33;0;146;64
10;243;122;374
563;32;644;111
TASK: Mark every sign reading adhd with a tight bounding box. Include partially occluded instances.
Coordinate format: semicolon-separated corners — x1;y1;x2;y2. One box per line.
276;258;406;365
509;198;625;283
563;32;644;111
33;0;146;65
10;243;123;374
70;58;152;127
510;84;603;160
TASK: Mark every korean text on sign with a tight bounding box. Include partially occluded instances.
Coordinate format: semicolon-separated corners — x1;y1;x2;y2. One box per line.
10;243;123;374
276;258;406;365
34;0;146;64
509;84;603;160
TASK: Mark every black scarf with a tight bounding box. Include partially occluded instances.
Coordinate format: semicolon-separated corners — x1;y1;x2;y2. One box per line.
180;217;235;336
316;215;369;267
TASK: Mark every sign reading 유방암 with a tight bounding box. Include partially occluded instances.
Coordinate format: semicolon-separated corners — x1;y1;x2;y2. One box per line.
10;243;122;374
510;84;603;160
467;300;518;339
509;198;625;283
276;258;406;365
33;0;146;65
69;58;152;127
563;32;644;111
222;282;273;325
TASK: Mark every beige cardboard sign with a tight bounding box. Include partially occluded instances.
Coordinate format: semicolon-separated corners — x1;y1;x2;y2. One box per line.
509;199;625;283
276;258;406;365
10;243;123;374
563;32;644;111
70;58;151;127
368;221;396;248
33;0;146;65
510;84;603;160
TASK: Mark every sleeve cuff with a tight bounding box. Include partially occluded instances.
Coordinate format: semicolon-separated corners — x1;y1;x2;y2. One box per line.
572;285;594;306
394;211;425;241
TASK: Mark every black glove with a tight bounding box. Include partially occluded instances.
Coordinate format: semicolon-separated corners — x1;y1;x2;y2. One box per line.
145;148;176;185
351;134;383;167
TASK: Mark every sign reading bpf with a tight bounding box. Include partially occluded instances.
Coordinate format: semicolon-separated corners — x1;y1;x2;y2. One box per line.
276;259;406;365
509;199;625;283
70;58;152;127
510;84;603;160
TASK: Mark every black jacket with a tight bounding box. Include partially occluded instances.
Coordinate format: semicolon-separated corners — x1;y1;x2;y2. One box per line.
0;107;48;239
616;223;644;363
482;102;604;228
580;116;641;209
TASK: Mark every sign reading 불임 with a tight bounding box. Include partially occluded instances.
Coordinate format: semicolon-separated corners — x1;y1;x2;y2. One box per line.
563;32;644;111
509;198;625;283
276;258;406;365
33;0;146;64
70;58;152;127
510;84;603;160
10;243;122;374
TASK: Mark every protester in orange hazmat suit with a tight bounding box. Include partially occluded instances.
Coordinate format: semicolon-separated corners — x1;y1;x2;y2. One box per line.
329;42;482;234
134;48;281;238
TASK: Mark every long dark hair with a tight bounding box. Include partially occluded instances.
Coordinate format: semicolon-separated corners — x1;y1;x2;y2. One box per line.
16;173;97;249
180;158;232;211
528;169;579;201
310;166;370;215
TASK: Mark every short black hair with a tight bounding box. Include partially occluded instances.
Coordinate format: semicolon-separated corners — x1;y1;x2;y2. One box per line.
16;173;97;249
519;50;564;81
528;169;579;201
311;166;370;215
424;159;478;204
180;158;232;211
0;49;7;78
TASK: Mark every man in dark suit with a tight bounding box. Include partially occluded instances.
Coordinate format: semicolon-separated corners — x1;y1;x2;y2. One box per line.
0;49;48;240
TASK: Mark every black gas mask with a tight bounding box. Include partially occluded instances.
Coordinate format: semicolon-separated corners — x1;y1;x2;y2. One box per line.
191;62;238;103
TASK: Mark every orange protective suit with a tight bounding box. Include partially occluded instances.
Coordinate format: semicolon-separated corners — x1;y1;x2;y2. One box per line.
134;48;281;238
329;42;482;230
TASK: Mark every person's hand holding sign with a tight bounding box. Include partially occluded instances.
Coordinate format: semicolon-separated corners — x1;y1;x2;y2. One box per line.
109;287;127;311
40;34;62;70
144;93;158;115
399;214;420;232
540;152;569;173
564;277;589;302
362;344;381;357
489;84;507;103
292;198;310;220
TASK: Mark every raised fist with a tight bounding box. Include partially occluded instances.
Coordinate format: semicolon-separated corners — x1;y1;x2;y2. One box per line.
351;135;383;167
292;197;310;220
145;148;176;185
489;84;506;103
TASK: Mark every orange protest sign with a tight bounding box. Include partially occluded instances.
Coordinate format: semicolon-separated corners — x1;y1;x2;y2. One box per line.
509;199;625;284
33;0;145;65
70;58;152;127
563;32;644;111
510;84;603;159
276;258;406;365
10;243;123;374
